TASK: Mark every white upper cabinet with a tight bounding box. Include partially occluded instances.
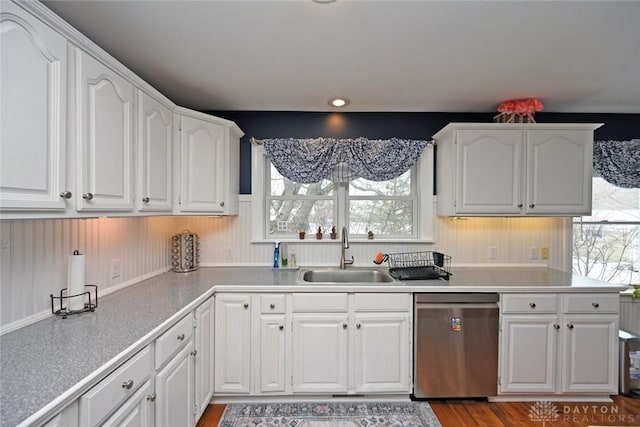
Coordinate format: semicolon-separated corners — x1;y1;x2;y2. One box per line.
137;90;172;212
174;108;243;215
0;1;69;212
435;123;602;216
75;49;135;212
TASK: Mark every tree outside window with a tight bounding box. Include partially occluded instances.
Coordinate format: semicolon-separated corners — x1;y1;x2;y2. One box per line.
573;177;640;284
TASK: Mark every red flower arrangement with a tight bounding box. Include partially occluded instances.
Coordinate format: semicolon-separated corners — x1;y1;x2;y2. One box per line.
494;98;543;123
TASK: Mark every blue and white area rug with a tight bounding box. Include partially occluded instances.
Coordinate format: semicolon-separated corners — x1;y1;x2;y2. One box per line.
219;402;442;427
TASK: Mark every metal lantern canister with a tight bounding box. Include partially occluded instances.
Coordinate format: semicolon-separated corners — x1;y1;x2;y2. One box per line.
171;230;200;272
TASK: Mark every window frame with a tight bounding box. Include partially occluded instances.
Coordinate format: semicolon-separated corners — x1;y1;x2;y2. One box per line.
571;176;640;284
251;143;434;242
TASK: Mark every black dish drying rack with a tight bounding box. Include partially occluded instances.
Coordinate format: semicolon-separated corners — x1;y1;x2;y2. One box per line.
382;251;452;281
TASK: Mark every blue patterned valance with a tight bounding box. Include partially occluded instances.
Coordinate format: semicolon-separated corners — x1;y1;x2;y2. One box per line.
593;139;640;188
257;137;430;183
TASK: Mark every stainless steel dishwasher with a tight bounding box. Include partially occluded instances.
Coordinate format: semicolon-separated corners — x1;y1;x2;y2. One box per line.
413;293;499;399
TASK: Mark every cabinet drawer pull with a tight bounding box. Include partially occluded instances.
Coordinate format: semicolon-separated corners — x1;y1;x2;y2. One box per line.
60;191;72;199
279;325;284;330
121;380;134;390
553;324;560;330
82;192;94;200
146;393;156;402
244;303;249;309
529;203;535;208
142;197;150;203
529;302;536;309
177;333;185;341
592;302;600;308
190;350;197;357
270;303;275;309
567;324;574;329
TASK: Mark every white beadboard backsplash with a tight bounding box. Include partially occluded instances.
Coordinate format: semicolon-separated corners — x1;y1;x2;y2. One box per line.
0;199;571;331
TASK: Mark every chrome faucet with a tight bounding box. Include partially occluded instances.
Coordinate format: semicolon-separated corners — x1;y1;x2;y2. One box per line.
340;226;354;269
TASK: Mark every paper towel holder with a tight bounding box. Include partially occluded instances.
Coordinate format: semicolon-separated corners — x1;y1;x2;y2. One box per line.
50;284;98;319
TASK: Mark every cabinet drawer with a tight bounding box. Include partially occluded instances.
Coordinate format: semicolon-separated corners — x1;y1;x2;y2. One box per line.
80;346;152;426
260;294;286;313
292;293;347;312
354;293;410;312
564;293;619;314
155;314;193;369
501;294;558;314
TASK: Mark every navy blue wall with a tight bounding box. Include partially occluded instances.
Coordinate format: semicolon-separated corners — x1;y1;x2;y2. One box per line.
205;111;640;194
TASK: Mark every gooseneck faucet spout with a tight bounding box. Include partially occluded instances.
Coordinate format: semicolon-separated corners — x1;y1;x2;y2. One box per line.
340;226;354;269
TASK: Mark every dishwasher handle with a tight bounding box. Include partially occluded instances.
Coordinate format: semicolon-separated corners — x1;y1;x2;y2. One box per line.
415;302;499;310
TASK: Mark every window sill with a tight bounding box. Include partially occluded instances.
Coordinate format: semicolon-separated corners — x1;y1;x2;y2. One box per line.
251;238;435;244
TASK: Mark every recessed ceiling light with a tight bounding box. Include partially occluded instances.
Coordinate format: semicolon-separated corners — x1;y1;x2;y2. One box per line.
329;98;349;107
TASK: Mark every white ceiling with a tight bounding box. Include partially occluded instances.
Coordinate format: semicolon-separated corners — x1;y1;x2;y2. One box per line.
42;0;640;114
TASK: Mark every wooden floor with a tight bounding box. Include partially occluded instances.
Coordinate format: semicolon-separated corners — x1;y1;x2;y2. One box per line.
197;395;640;426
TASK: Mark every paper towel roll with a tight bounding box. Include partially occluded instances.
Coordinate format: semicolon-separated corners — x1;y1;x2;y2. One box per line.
67;250;86;312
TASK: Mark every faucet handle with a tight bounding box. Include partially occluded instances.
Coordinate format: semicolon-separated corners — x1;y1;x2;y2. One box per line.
345;256;354;266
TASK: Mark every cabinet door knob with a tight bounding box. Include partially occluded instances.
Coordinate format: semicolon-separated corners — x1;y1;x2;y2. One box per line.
592;302;600;308
82;192;94;200
279;325;284;330
142;197;150;203
60;191;72;199
146;393;157;402
121;379;134;390
529;302;536;308
270;303;275;309
177;333;185;341
529;203;535;208
244;302;249;309
517;203;523;208
567;324;574;329
190;350;197;357
342;323;348;329
553;324;560;330
220;201;225;207
356;323;361;329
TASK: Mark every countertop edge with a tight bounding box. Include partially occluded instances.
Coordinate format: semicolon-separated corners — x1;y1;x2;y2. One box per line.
16;288;216;427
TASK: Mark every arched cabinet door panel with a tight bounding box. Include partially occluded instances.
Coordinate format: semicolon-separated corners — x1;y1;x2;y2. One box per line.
0;3;68;211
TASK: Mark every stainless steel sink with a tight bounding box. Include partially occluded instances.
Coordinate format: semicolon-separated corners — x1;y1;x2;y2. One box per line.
298;268;397;284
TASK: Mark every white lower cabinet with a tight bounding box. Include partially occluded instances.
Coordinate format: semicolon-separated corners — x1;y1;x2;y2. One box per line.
292;313;349;393
101;380;154;427
79;347;153;426
562;314;618;393
258;294;289;394
214;292;412;397
353;312;411;393
42;401;79;427
155;344;195;427
194;296;215;419
499;293;619;395
214;294;252;394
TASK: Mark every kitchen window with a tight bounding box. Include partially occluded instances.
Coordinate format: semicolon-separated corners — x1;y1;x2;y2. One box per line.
252;144;434;242
572;177;640;284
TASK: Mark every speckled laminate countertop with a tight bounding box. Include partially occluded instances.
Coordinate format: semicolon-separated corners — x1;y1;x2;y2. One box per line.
0;266;627;426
